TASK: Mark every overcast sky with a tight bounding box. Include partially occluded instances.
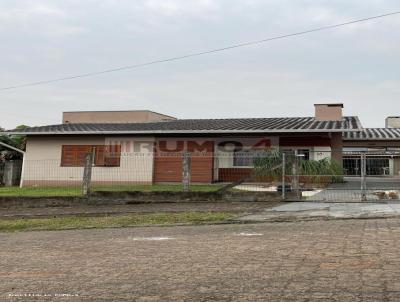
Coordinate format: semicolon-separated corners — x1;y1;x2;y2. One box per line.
1;0;400;129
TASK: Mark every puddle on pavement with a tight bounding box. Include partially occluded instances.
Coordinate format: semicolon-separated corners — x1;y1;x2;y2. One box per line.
234;233;263;236
131;236;175;241
112;236;175;241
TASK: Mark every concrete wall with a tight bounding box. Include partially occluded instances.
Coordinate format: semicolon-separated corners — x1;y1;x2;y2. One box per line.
312;147;332;161
22;136;155;186
331;133;343;166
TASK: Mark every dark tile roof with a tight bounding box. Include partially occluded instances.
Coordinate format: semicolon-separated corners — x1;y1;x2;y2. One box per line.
344;128;400;140
6;116;362;135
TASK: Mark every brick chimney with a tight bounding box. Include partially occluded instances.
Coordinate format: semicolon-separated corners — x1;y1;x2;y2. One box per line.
385;116;400;128
314;103;343;121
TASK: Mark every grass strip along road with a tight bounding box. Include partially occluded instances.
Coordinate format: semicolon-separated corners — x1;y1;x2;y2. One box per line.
0;212;236;232
0;184;225;197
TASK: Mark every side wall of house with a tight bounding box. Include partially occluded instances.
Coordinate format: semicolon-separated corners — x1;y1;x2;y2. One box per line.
21;136;155;186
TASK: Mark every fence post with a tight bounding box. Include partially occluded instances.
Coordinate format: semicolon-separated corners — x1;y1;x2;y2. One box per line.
282;152;286;200
0;162;4;185
361;152;367;201
82;152;94;197
182;151;191;192
292;150;301;200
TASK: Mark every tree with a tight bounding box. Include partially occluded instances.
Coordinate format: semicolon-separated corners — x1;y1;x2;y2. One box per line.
0;125;28;161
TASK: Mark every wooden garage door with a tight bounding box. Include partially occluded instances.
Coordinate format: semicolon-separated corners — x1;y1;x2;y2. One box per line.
188;141;214;183
154;140;214;183
153;155;183;183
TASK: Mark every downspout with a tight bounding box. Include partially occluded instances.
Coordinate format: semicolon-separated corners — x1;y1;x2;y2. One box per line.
0;141;26;188
0;141;25;155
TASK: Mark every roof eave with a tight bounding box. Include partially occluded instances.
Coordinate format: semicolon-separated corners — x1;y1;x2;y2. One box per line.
344;138;400;141
7;129;360;135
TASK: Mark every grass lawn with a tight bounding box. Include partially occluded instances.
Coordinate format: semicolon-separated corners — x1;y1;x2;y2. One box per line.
0;212;236;232
0;184;225;197
93;184;225;192
0;186;82;197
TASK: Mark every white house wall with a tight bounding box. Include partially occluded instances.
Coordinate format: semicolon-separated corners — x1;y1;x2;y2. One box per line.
22;136;155;186
312;147;332;161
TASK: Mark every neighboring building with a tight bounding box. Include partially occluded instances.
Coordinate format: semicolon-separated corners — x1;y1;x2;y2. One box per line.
343;128;400;176
62;110;176;124
6;104;363;186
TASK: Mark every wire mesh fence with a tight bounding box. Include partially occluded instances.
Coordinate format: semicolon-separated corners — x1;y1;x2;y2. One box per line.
215;149;400;201
0;162;4;185
0;149;399;201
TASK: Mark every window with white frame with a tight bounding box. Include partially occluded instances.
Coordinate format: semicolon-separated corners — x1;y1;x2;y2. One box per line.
233;150;254;167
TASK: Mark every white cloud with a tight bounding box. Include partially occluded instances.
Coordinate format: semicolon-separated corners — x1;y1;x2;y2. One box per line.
144;0;219;16
0;1;85;36
0;3;64;25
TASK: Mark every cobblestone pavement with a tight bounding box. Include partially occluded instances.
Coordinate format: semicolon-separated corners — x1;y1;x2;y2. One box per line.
0;201;275;219
2;219;400;301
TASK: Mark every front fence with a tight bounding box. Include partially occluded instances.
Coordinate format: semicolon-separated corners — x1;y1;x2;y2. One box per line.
10;150;400;201
0;162;4;185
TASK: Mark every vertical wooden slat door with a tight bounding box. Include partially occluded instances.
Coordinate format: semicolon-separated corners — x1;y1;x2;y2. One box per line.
153;154;183;182
187;141;214;183
153;140;214;183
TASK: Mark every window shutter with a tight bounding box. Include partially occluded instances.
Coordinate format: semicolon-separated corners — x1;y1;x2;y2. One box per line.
61;145;120;167
94;145;106;166
61;146;76;166
61;145;92;166
76;146;93;166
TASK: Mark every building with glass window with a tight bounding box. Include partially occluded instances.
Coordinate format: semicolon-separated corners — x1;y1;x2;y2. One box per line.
5;104;400;186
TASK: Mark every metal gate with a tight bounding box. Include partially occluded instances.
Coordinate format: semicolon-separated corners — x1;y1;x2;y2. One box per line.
284;150;400;202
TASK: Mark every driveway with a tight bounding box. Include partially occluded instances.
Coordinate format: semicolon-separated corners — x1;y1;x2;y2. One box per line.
304;177;400;202
2;219;400;301
240;201;400;222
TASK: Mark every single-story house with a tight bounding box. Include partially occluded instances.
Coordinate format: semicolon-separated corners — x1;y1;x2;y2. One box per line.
4;103;371;187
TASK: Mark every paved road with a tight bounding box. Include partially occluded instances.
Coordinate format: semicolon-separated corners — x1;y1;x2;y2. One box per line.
2;219;400;301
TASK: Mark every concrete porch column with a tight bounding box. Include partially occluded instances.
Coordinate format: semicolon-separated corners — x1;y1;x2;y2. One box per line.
331;133;343;166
